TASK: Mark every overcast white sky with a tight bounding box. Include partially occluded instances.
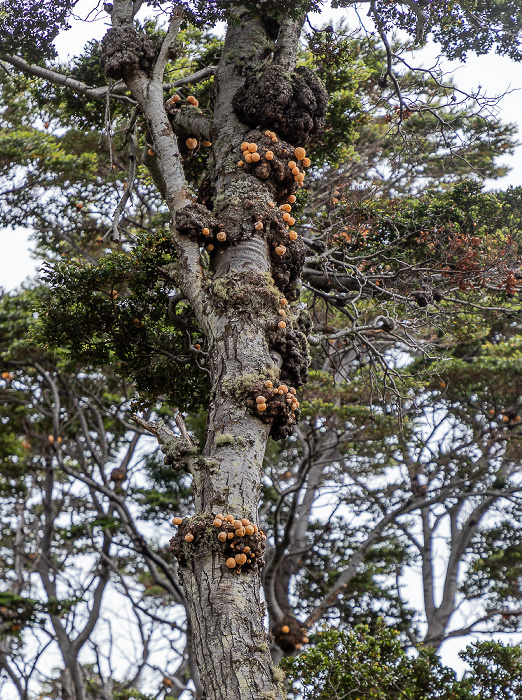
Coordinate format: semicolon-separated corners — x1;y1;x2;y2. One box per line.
1;0;521;291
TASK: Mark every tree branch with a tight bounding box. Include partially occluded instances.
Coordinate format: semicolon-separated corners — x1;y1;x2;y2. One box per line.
152;6;184;84
0;54;137;105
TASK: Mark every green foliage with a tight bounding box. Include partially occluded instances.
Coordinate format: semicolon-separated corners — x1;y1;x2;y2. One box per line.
0;591;82;636
461;509;522;623
35;231;210;411
304;27;368;166
293;519;416;634
335;0;522;61
0;1;77;62
283;621;455;699
32;40;131;131
283;623;522;699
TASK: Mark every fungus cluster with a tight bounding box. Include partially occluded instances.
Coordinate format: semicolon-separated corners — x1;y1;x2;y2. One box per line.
272;616;310;653
174;203;225;247
237;131;311;203
212;513;266;574
174;134;310;279
268;310;311;388
236;137;311;296
268;219;307;298
245;379;301;440
163;93;211;158
238;142;310;297
233;66;328;146
169;514;266;574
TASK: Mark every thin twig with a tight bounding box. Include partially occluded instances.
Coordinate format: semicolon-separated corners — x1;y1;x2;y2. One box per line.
105;124;137;241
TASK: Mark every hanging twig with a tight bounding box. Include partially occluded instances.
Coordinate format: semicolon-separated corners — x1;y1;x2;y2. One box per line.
105;123;138;241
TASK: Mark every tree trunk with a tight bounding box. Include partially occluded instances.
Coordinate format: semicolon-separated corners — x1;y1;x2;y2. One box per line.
102;3;323;696
171;14;315;698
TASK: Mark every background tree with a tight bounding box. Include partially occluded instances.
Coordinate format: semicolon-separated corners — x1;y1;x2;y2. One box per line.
1;1;522;699
0;291;208;700
283;622;522;700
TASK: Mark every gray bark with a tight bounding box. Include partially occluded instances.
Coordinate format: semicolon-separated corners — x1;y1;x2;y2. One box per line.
104;2;304;696
175;13;292;698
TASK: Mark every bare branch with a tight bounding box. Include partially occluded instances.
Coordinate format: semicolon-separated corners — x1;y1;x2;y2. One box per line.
152;6;184;84
0;54;137;105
